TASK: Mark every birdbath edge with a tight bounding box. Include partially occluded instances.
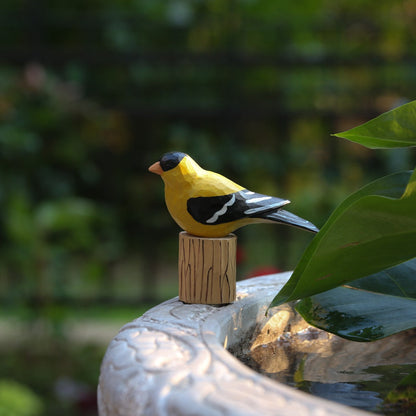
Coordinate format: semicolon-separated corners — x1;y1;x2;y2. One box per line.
97;272;371;416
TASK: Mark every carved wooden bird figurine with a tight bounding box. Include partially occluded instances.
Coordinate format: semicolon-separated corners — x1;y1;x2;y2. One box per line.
149;151;319;238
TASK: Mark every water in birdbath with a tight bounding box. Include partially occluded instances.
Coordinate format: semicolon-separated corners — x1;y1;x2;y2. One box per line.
230;304;416;415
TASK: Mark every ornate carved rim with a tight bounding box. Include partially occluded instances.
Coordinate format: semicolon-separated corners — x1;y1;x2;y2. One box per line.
98;272;371;416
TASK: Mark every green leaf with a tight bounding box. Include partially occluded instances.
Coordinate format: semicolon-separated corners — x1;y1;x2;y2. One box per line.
333;100;416;149
295;259;416;341
270;169;416;308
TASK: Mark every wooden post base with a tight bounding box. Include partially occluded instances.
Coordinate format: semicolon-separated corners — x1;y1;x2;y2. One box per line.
178;232;237;305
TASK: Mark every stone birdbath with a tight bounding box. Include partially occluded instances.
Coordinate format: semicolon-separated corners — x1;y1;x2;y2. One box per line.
98;272;379;416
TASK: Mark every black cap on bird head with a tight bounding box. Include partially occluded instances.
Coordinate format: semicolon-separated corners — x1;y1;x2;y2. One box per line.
160;151;187;172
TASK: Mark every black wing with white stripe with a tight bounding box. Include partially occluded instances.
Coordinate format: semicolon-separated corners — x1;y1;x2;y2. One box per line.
187;189;290;225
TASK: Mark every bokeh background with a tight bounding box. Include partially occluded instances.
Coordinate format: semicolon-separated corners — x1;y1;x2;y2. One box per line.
1;1;416;415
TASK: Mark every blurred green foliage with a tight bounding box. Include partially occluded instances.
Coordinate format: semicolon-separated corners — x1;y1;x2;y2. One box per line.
0;339;104;416
0;1;416;414
0;68;124;312
0;379;43;416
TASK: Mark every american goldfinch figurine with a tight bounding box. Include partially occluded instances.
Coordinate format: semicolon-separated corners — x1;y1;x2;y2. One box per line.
149;151;319;238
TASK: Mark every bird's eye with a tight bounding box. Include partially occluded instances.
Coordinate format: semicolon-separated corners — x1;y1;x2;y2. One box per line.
160;152;186;171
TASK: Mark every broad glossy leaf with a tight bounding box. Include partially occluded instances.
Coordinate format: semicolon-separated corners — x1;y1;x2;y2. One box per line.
295;259;416;341
270;169;416;308
333;100;416;149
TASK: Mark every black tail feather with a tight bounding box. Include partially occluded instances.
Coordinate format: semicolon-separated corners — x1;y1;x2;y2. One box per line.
261;209;319;233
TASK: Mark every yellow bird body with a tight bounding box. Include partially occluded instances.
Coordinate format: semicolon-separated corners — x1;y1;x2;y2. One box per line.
162;155;253;237
149;152;319;238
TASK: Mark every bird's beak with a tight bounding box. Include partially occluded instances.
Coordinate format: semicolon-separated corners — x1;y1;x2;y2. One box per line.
148;161;163;175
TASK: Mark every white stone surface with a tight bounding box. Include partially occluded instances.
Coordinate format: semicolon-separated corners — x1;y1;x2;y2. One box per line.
98;272;371;416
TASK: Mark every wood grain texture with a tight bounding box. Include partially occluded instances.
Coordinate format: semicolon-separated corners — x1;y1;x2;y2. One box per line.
178;231;236;304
